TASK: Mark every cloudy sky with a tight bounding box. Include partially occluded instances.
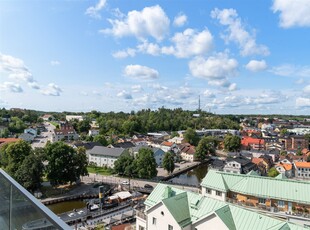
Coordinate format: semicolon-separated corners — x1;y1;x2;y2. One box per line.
0;0;310;114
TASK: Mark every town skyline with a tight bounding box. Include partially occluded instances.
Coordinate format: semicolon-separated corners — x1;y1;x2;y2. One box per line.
1;0;310;115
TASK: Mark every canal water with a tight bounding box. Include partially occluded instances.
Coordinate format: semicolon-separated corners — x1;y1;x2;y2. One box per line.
168;163;209;186
47;200;86;214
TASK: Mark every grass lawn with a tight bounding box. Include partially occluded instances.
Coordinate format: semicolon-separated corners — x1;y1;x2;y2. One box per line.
49;121;59;127
87;166;113;176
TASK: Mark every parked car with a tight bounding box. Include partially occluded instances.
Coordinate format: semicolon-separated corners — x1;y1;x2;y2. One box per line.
122;181;129;185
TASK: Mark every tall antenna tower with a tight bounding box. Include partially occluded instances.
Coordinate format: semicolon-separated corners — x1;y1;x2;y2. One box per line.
198;95;201;111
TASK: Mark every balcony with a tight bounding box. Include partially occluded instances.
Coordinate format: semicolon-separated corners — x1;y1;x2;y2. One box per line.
135;210;147;220
0;169;70;230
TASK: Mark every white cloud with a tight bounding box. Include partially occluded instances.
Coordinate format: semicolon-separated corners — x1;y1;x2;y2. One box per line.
85;0;106;19
189;53;238;83
228;83;237;91
0;53;34;83
137;41;161;56
164;28;213;58
303;84;310;95
245;60;267;72
211;8;270;56
296;97;310;107
124;65;159;80
272;0;310;28
131;85;143;93
28;81;40;89
117;90;133;99
112;48;136;58
41;83;62;96
50;60;60;66
100;5;170;41
173;13;187;27
0;82;23;93
270;64;310;77
203;90;215;98
149;83;168;91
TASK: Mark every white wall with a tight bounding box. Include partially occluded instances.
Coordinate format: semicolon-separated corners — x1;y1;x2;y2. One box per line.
192;213;229;230
202;187;226;201
147;203;182;230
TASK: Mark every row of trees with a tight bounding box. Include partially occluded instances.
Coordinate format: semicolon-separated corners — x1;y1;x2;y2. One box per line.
183;127;242;161
0;140;88;192
114;148;176;178
113;148;158;179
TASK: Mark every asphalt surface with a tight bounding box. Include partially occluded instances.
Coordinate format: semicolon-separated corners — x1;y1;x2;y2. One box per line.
31;122;55;149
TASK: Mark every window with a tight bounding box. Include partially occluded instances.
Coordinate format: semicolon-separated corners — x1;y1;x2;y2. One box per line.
152;217;156;225
168;225;173;230
206;189;211;194
138;226;145;230
278;200;285;207
258;198;266;204
216;191;222;196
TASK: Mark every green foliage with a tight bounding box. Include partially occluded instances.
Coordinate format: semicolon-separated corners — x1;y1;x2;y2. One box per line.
15;154;44;192
163;152;175;174
296;148;303;156
5;140;32;175
8;117;26;133
134;148;157;179
195;136;217;161
223;135;241;152
280;150;287;156
267;167;280;177
307;155;310;162
0;140;44;192
0;128;9;138
113;152;135;176
184;128;200;146
93;135;108;146
45;142;88;186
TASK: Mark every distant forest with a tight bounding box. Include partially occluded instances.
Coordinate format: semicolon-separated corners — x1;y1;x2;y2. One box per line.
0;107;308;137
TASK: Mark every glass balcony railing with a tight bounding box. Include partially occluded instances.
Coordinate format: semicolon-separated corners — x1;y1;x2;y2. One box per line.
0;169;70;230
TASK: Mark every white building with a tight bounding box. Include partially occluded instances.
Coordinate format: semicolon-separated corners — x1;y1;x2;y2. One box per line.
65;115;84;122
88;146;125;168
88;129;100;136
136;184;301;230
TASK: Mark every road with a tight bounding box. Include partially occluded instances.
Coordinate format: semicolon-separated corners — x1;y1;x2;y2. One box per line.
31;122;55;149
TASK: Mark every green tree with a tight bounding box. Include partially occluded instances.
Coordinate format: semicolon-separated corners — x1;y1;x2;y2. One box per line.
114;152;135;176
307;155;310;162
15;154;44;192
77;119;91;133
195;136;217;161
8;117;26;133
162;152;175;174
280;128;288;137
134;148;157;179
0;141;44;192
5;140;32;175
267;167;280;177
45;142;87;186
280;150;287;156
93;135;108;146
184;128;199;146
224;135;241;152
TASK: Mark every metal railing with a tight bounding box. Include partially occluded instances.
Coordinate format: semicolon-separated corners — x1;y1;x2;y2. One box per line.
0;169;71;230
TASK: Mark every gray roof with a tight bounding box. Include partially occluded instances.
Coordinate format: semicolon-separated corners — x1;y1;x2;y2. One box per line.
89;146;125;157
131;146;164;156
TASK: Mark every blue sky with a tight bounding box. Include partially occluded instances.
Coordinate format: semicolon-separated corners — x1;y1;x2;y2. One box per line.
0;0;310;114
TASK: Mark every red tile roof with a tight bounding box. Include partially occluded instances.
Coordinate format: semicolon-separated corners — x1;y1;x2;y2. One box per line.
241;136;265;146
275;163;292;171
0;138;20;145
295;162;310;169
161;141;174;147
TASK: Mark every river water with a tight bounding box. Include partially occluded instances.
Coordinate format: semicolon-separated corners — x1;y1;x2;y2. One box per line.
168;163;209;186
46;165;208;214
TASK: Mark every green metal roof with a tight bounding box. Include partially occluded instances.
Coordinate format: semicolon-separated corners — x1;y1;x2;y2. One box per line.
275;174;288;179
144;184;307;230
247;170;259;176
201;170;310;205
214;205;236;230
162;192;191;228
